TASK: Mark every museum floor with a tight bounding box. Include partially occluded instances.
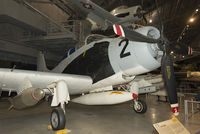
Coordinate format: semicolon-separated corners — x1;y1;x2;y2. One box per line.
0;95;199;134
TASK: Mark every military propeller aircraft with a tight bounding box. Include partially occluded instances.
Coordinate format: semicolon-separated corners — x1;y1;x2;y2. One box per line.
0;0;186;131
73;0;146;31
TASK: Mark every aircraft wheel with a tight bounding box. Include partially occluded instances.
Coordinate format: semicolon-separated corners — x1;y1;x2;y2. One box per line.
133;100;147;114
50;108;66;130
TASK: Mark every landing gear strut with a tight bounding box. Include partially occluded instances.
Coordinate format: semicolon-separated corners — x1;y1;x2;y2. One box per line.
133;99;147;114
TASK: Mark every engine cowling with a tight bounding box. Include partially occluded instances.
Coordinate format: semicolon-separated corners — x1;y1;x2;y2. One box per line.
10;87;45;109
109;26;162;77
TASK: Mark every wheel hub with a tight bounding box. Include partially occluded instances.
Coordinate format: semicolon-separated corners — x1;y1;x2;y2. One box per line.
51;112;58;128
135;104;141;110
134;101;143;112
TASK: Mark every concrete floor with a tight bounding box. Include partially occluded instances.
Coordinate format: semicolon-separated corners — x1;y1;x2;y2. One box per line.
0;95;199;134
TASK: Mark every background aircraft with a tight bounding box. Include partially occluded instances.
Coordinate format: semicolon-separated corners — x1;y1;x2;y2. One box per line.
67;0;147;31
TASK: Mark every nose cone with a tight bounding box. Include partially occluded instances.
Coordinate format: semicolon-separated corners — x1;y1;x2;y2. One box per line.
33;88;45;101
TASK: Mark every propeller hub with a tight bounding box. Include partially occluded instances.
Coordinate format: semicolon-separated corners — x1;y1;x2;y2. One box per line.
157;36;170;54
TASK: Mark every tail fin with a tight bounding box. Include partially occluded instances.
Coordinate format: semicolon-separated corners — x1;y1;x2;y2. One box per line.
37;51;49;72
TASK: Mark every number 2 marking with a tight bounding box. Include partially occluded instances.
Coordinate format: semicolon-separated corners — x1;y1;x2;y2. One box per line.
119;39;131;58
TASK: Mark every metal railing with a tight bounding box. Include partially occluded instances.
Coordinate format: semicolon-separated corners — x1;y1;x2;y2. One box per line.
184;99;200;121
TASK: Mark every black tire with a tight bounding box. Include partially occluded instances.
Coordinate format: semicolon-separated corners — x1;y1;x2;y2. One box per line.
50;108;66;130
133;100;147;114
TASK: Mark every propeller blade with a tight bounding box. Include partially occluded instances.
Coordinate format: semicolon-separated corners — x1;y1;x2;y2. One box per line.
161;53;179;116
113;24;160;43
155;0;164;37
154;0;179;116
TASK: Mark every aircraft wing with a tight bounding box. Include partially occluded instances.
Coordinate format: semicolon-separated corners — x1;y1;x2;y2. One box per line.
0;68;94;109
0;68;93;95
67;0;121;29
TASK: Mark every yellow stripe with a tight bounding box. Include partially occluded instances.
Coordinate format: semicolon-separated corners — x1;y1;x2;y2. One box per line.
166;66;171;79
110;91;123;95
66;60;68;67
83;45;87;56
83;50;86;56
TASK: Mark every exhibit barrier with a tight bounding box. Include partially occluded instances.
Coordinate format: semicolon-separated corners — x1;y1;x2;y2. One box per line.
184;99;200;121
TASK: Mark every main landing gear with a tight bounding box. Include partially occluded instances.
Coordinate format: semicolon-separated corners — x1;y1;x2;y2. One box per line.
50;107;66;130
48;80;70;131
133;99;147;114
129;82;147;114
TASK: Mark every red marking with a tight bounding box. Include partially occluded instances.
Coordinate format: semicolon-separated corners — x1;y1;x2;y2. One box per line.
114;24;123;36
188;47;192;55
132;93;138;99
172;106;179;114
31;89;39;101
96;23;100;27
53;118;56;122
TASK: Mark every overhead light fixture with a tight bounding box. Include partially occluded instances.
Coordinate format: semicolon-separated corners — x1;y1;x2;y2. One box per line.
170;51;174;54
189;17;195;23
149;19;152;23
196;9;199;12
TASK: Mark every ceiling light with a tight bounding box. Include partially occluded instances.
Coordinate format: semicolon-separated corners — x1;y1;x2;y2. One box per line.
170;51;174;54
196;9;199;12
182;56;185;58
149;19;152;23
189;17;195;23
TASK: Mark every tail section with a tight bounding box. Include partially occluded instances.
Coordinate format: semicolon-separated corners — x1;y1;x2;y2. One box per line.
37;51;49;72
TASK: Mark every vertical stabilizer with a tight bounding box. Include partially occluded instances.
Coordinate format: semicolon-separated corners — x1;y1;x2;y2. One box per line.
37;51;49;72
